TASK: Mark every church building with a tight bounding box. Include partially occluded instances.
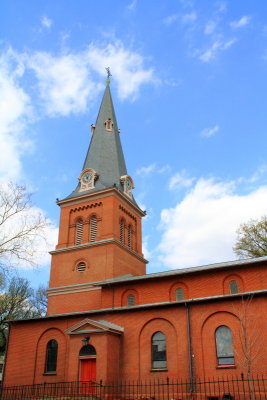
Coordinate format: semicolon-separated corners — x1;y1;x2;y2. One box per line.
3;77;267;387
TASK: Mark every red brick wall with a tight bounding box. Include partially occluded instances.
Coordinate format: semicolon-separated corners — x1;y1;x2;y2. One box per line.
5;288;267;387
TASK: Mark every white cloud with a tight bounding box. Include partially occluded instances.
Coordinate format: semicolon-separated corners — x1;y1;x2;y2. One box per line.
204;20;217;35
27;51;101;116
127;0;137;10
198;38;236;62
136;164;156;176
0;41;156;180
142;235;152;260
136;163;170;176
0;49;34;182
158;177;267;269
158;165;171;174
182;12;197;24
86;41;156;101
200;124;219;137
163;14;178;26
169;169;195;190
25;41;155;114
216;2;227;14
41;16;53;29
230;16;251;29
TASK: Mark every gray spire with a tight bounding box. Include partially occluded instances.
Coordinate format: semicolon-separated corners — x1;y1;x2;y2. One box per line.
66;83;132;200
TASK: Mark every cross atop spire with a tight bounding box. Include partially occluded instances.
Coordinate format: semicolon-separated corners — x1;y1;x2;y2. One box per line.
105;67;112;85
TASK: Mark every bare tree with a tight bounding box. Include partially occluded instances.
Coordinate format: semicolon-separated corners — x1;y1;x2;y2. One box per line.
233;296;264;400
31;284;48;316
0;183;49;272
234;216;267;259
0;276;47;354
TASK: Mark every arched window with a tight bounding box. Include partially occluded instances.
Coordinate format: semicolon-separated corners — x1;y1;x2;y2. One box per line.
215;326;234;366
45;340;58;373
127;294;135;306
79;344;96;357
127;225;132;249
89;215;97;242
120;219;125;244
76;219;83;245
176;288;184;301
151;332;167;369
229;280;238;294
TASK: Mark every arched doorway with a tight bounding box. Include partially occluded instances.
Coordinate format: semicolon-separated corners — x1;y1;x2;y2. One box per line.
79;344;96;382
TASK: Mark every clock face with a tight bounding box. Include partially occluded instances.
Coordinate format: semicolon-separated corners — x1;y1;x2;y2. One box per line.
126;179;132;190
82;172;92;183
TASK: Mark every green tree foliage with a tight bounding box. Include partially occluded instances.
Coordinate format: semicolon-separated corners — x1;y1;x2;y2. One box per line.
0;277;47;354
234;216;267;259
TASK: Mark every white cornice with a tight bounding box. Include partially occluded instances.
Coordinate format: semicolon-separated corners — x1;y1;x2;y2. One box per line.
50;237;148;264
47;283;101;296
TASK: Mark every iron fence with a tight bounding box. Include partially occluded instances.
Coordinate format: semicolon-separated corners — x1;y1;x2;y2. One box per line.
1;375;267;400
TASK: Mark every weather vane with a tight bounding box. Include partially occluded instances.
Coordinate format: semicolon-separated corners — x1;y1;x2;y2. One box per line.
105;67;112;84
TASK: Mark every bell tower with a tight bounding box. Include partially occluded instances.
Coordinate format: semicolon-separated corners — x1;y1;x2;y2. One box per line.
47;75;147;315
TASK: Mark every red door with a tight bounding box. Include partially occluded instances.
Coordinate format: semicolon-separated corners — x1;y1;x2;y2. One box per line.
80;359;96;394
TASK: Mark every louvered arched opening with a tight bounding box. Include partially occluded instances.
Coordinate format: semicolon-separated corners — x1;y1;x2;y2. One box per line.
127;294;135;306
127;224;132;249
90;215;97;242
120;219;125;244
76;219;83;245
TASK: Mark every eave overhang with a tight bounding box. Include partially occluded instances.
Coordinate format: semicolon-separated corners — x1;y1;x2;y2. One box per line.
8;289;267;324
56;187;145;217
93;255;267;287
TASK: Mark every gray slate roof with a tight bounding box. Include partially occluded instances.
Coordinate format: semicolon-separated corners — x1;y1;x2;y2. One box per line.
93;255;267;286
65;84;133;201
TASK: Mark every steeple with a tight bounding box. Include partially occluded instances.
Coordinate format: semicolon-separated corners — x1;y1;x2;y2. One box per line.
48;71;147;311
66;73;135;202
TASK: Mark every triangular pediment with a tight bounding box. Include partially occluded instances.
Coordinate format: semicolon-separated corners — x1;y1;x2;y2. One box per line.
65;318;124;335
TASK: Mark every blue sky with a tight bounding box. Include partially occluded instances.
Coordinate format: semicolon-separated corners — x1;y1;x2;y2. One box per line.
1;0;267;288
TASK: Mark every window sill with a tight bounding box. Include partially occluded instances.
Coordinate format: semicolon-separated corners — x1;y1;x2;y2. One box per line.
150;369;168;372
216;365;236;369
43;372;57;376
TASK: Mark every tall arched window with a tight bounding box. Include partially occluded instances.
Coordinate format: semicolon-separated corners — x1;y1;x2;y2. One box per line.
120;219;125;244
215;326;234;365
176;288;184;301
76;219;83;245
151;332;167;369
45;340;58;373
127;294;135;306
89;215;97;242
128;225;132;249
229;280;238;294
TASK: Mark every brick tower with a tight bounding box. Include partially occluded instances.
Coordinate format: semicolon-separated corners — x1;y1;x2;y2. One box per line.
47;77;147;315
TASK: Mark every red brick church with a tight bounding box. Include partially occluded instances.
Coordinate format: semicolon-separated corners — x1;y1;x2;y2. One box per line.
4;78;267;387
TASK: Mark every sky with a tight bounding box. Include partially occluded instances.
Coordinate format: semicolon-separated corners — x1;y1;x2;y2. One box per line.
1;0;267;288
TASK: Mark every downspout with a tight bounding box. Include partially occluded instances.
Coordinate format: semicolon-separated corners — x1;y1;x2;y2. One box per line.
112;286;115;309
2;322;11;388
107;283;114;309
185;302;194;392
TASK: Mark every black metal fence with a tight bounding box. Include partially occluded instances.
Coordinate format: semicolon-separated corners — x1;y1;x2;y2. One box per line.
1;375;267;400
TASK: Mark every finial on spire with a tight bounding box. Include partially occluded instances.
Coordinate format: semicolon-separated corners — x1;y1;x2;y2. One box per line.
105;67;112;85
